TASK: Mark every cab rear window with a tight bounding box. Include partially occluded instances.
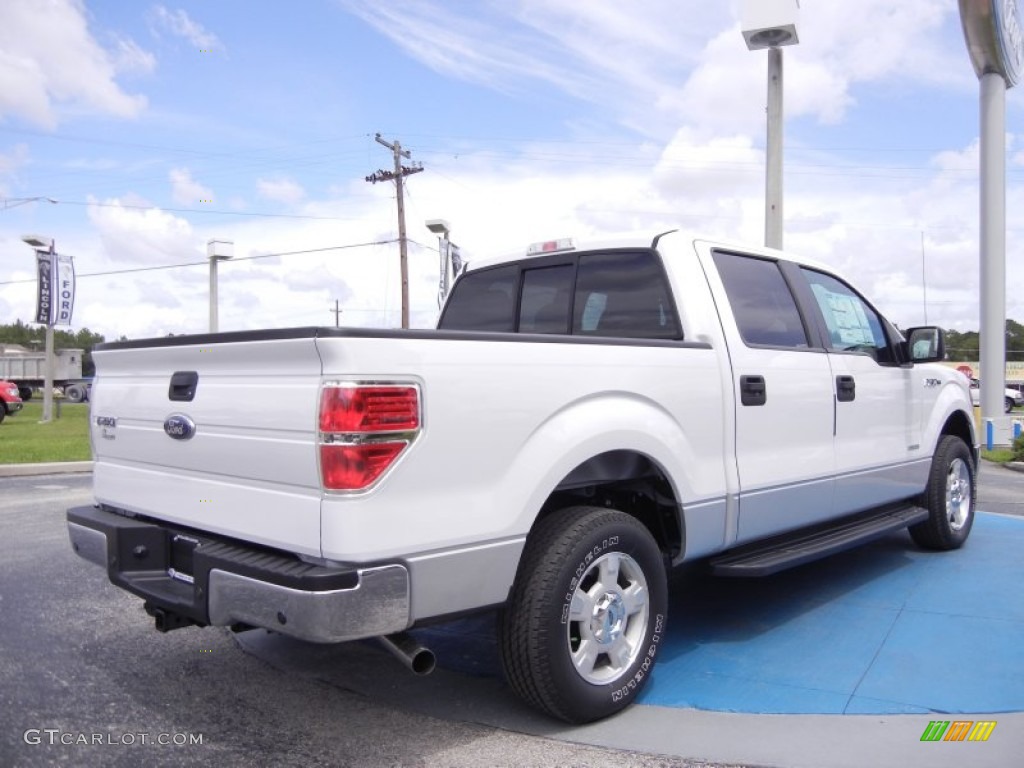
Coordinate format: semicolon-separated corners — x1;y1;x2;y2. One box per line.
438;265;517;332
440;249;681;340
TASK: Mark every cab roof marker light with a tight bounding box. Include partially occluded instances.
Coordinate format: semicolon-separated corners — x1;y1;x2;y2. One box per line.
527;238;575;255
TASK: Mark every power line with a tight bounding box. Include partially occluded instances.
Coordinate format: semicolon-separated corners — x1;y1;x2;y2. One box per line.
53;199;362;221
0;239;399;286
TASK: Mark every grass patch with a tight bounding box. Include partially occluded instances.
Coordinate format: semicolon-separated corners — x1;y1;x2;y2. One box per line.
0;401;92;464
981;448;1015;464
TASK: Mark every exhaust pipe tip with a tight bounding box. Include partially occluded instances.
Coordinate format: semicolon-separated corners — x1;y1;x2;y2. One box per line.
377;632;436;676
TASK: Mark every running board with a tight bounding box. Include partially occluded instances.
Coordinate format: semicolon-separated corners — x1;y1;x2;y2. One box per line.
710;504;929;577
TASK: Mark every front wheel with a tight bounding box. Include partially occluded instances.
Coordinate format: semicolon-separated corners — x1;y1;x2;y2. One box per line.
499;506;667;723
909;435;975;550
1006;397;1015;414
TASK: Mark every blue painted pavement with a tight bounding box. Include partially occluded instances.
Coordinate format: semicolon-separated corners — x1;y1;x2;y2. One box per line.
412;512;1024;716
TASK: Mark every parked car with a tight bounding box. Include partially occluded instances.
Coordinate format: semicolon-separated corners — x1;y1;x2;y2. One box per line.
968;378;1021;413
0;379;24;424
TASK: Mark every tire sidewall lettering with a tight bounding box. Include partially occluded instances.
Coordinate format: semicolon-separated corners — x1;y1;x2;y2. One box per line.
610;613;664;704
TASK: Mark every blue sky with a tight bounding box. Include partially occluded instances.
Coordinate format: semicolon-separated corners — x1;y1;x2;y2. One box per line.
1;0;1022;340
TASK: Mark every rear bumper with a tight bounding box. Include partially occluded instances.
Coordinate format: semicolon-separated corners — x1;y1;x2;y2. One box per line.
66;505;411;643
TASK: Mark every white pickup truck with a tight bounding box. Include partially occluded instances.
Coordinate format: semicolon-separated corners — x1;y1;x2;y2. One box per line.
68;230;977;723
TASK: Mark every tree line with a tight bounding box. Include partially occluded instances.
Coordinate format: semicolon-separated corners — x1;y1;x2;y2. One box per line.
944;319;1024;362
0;319;107;376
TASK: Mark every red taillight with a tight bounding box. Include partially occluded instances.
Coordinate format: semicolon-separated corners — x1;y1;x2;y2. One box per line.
318;384;421;491
319;386;419;432
320;443;407;490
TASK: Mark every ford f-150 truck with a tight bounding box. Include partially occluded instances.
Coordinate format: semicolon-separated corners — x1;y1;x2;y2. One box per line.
67;230;977;723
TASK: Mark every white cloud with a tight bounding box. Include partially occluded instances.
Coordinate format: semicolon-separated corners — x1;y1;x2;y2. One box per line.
169;168;213;206
257;177;306;205
652;128;762;205
337;0;967;138
113;37;157;75
0;0;149;129
792;0;962;89
337;0;729;136
87;196;197;265
151;5;223;52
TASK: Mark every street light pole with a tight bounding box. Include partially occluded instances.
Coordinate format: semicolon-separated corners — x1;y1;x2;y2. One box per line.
741;0;801;250
765;46;784;249
958;0;1021;440
207;239;234;333
426;219;452;307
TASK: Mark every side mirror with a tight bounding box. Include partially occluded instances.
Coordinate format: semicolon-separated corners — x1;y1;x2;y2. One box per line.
904;326;945;364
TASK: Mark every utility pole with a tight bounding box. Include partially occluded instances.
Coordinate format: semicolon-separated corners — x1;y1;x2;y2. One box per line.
365;133;424;329
330;300;342;327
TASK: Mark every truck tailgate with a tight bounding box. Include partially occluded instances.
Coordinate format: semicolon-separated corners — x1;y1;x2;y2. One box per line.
89;334;324;557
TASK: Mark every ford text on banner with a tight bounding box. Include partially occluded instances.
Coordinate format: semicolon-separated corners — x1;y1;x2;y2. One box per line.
54;253;76;326
35;250;54;325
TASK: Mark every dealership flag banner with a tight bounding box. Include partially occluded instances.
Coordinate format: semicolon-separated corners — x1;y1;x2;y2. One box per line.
54;252;76;326
34;245;75;327
34;247;53;325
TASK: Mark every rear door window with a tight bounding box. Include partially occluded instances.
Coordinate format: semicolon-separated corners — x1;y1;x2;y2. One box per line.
713;251;809;348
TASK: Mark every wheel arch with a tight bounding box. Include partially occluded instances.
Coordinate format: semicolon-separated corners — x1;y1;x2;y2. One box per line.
490;392;728;578
533;449;684;561
939;408;979;466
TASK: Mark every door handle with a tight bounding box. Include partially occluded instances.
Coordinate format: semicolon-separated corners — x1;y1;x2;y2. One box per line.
740;375;767;406
836;375;856;402
168;370;199;402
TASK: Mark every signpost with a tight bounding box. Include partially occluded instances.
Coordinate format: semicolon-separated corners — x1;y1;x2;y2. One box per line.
23;235;75;423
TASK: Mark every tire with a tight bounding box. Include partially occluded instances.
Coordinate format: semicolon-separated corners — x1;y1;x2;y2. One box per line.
65;384;85;403
18;387;32;401
1006;397;1014;414
498;506;667;723
909;436;975;550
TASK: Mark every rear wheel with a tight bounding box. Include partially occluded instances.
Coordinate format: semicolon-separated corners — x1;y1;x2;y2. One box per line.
18;387;32;401
65;384;85;403
499;506;667;723
909;436;975;550
1006;396;1014;414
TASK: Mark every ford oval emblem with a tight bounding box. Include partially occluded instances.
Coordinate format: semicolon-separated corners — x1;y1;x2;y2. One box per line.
163;413;197;441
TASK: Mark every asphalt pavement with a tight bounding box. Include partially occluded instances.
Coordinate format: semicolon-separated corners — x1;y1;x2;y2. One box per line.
2;463;1023;768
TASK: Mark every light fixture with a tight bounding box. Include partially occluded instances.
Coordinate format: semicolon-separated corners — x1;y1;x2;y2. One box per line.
741;0;801;51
